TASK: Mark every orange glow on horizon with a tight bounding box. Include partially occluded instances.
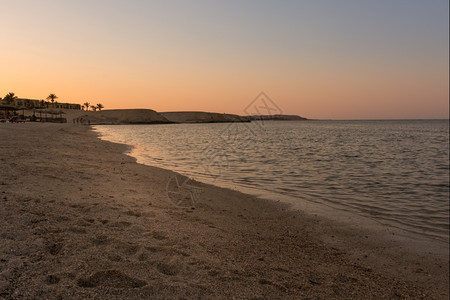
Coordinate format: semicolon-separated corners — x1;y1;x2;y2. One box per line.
1;1;448;120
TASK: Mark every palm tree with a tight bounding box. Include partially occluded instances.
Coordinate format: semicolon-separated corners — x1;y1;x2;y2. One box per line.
3;92;18;105
90;105;97;112
47;93;58;104
83;102;90;111
96;103;104;111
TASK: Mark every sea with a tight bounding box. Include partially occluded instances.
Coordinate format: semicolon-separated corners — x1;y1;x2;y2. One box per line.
93;120;449;243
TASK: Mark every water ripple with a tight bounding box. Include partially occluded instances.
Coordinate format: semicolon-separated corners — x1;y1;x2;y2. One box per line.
94;120;449;242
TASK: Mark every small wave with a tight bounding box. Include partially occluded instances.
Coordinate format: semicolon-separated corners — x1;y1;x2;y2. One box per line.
95;120;450;242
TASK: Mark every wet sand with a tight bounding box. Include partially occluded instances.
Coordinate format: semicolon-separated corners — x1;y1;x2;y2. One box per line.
0;123;448;299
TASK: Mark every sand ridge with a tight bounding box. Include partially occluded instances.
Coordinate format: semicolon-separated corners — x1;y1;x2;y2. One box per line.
0;123;448;299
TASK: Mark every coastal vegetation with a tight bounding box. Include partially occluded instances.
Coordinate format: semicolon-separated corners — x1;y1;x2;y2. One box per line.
1;92;99;111
81;102;104;111
2;92;17;105
46;93;58;104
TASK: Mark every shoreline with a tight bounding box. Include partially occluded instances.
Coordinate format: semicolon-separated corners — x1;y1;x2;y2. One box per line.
1;123;448;299
93;123;449;249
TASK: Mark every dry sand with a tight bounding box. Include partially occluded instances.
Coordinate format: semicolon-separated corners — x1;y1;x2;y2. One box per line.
0;123;448;299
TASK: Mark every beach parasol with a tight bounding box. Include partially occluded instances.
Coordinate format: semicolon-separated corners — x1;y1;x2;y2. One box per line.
0;105;20;120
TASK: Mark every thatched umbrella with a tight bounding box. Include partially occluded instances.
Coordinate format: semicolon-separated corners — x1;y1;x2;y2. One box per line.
0;105;19;121
16;106;27;117
47;109;66;119
36;109;46;120
36;109;66;121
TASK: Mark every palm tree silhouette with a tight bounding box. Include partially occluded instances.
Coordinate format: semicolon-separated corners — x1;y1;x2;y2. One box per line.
83;102;90;111
90;105;97;112
47;93;58;104
96;104;104;111
3;92;18;105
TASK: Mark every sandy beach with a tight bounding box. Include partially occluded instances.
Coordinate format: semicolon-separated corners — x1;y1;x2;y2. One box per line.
0;123;448;299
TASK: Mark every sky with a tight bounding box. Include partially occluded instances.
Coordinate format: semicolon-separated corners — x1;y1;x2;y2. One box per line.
0;0;448;119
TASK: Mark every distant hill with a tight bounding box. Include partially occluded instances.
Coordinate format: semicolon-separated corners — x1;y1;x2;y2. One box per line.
76;109;171;125
64;109;307;125
161;111;250;123
246;114;308;121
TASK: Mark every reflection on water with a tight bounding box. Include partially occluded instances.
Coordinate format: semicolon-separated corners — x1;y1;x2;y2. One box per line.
94;120;449;242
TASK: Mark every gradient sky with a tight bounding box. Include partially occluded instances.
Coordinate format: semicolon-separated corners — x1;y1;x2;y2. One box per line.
1;0;448;119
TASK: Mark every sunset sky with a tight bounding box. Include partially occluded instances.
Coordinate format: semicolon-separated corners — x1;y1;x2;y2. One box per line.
1;0;448;119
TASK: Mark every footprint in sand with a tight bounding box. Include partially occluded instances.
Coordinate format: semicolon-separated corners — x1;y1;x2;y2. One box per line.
45;275;60;285
56;216;70;222
137;250;149;261
109;221;132;228
92;235;110;246
47;242;63;255
107;254;123;262
77;270;146;288
156;258;181;276
125;210;141;217
115;242;140;256
67;226;87;234
151;231;168;240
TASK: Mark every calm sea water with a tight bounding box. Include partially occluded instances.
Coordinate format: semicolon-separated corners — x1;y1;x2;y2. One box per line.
94;120;449;242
